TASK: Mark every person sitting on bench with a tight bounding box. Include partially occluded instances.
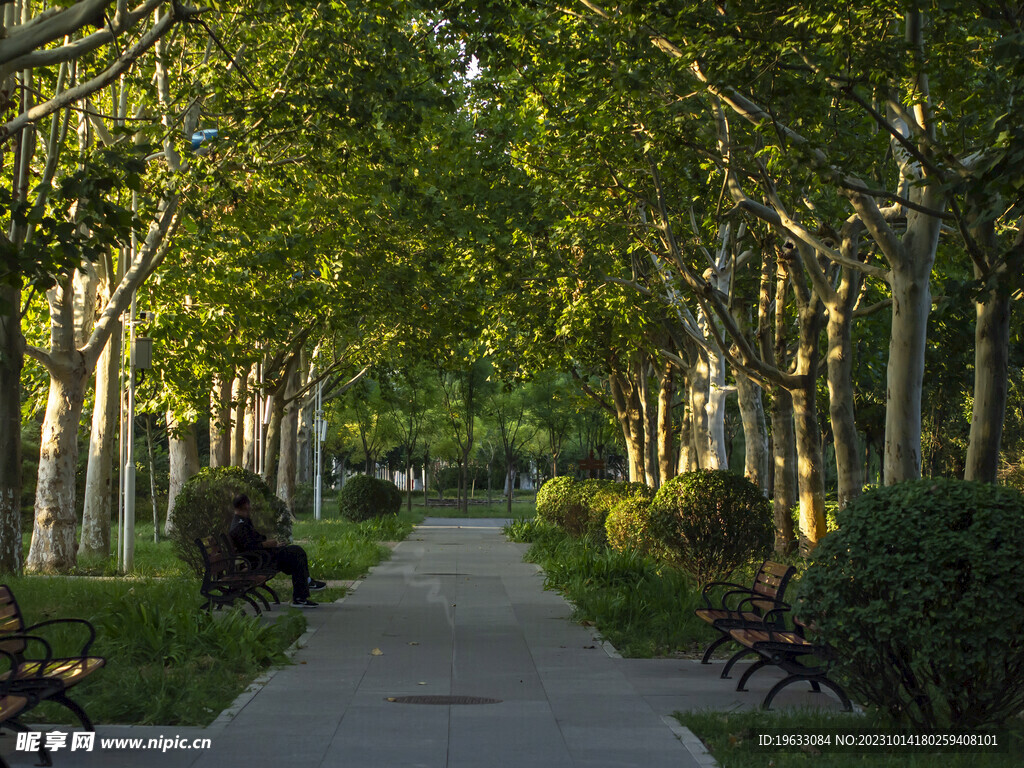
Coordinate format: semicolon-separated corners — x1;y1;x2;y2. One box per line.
229;494;326;608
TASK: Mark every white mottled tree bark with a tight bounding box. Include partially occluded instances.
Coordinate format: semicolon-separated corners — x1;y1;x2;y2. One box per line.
165;414;199;536
735;371;768;493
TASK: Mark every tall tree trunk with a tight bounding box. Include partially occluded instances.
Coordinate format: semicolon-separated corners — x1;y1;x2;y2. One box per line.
231;372;247;467
705;377;730;470
0;286;23;574
964;287;1010;482
27;269;98;573
263;395;283;485
791;381;827;548
688;353;712;469
736;371;769;493
277;367;299;513
80;316;120;559
656;361;675;487
790;296;828;548
165;414;199;536
242;365;257;471
506;458;515;517
769;386;798;554
208;373;232;468
81;253;121;558
826;307;863;507
677;401;697;474
883;256;933;484
964;220;1014;483
609;370;644;481
637;362;659;486
296;396;314;485
26;361;89;573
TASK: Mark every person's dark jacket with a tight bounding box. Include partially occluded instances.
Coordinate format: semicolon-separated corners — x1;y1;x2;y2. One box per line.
229;515;266;553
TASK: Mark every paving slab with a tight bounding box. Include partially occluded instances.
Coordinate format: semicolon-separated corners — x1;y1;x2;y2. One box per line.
3;518;846;768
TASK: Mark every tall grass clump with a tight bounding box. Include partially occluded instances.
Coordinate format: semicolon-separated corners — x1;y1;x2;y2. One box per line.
522;521;714;657
6;577;305;726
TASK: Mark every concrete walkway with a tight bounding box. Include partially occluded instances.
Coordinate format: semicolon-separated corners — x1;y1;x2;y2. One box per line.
6;519;845;768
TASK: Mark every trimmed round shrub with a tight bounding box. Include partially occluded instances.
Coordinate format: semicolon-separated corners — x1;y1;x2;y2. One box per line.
563;479;615;538
170;467;291;576
649;469;772;584
605;485;659;556
585;481;651;545
799;478;1024;731
535;476;576;528
338;474;401;522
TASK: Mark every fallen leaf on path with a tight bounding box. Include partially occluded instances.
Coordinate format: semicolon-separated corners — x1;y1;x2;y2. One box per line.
371;648;384;656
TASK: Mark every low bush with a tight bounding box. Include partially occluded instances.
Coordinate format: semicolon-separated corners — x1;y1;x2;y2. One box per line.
338;474;401;522
169;467;291;576
799;478;1024;731
586;481;651;545
605;485;659;556
535;476;576;528
535;477;644;541
291;483;315;516
561;479;614;538
649;469;772;584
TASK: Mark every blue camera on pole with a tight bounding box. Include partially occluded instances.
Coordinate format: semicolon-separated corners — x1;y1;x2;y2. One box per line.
191;129;219;153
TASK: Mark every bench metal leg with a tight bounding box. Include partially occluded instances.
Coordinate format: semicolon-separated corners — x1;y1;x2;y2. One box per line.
242;594;263;615
736;658;769;691
51;693;95;731
701;634;731;664
251;589;271;611
259;584;281;605
762;674;853;712
722;648;756;679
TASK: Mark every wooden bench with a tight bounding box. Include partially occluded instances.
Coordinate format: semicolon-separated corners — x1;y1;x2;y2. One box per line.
195;536;277;615
726;609;852;711
219;533;283;592
695;560;797;678
0;585;105;733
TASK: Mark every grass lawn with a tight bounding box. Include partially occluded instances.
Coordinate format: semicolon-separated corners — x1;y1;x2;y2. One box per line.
8;509;418;726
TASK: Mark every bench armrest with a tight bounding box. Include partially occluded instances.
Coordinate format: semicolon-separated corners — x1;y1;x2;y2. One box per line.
733;593;791;618
701;581;758;610
1;633;55;671
20;618;98;657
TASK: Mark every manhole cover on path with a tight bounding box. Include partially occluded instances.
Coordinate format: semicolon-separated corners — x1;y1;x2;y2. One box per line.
386;695;501;705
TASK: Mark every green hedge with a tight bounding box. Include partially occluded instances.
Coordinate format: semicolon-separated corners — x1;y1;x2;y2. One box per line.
799;478;1024;731
605;485;659;556
649;469;772;585
537;477;653;544
338;474;401;522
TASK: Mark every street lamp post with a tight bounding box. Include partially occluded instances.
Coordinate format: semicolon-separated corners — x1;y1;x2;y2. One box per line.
119;130;216;572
